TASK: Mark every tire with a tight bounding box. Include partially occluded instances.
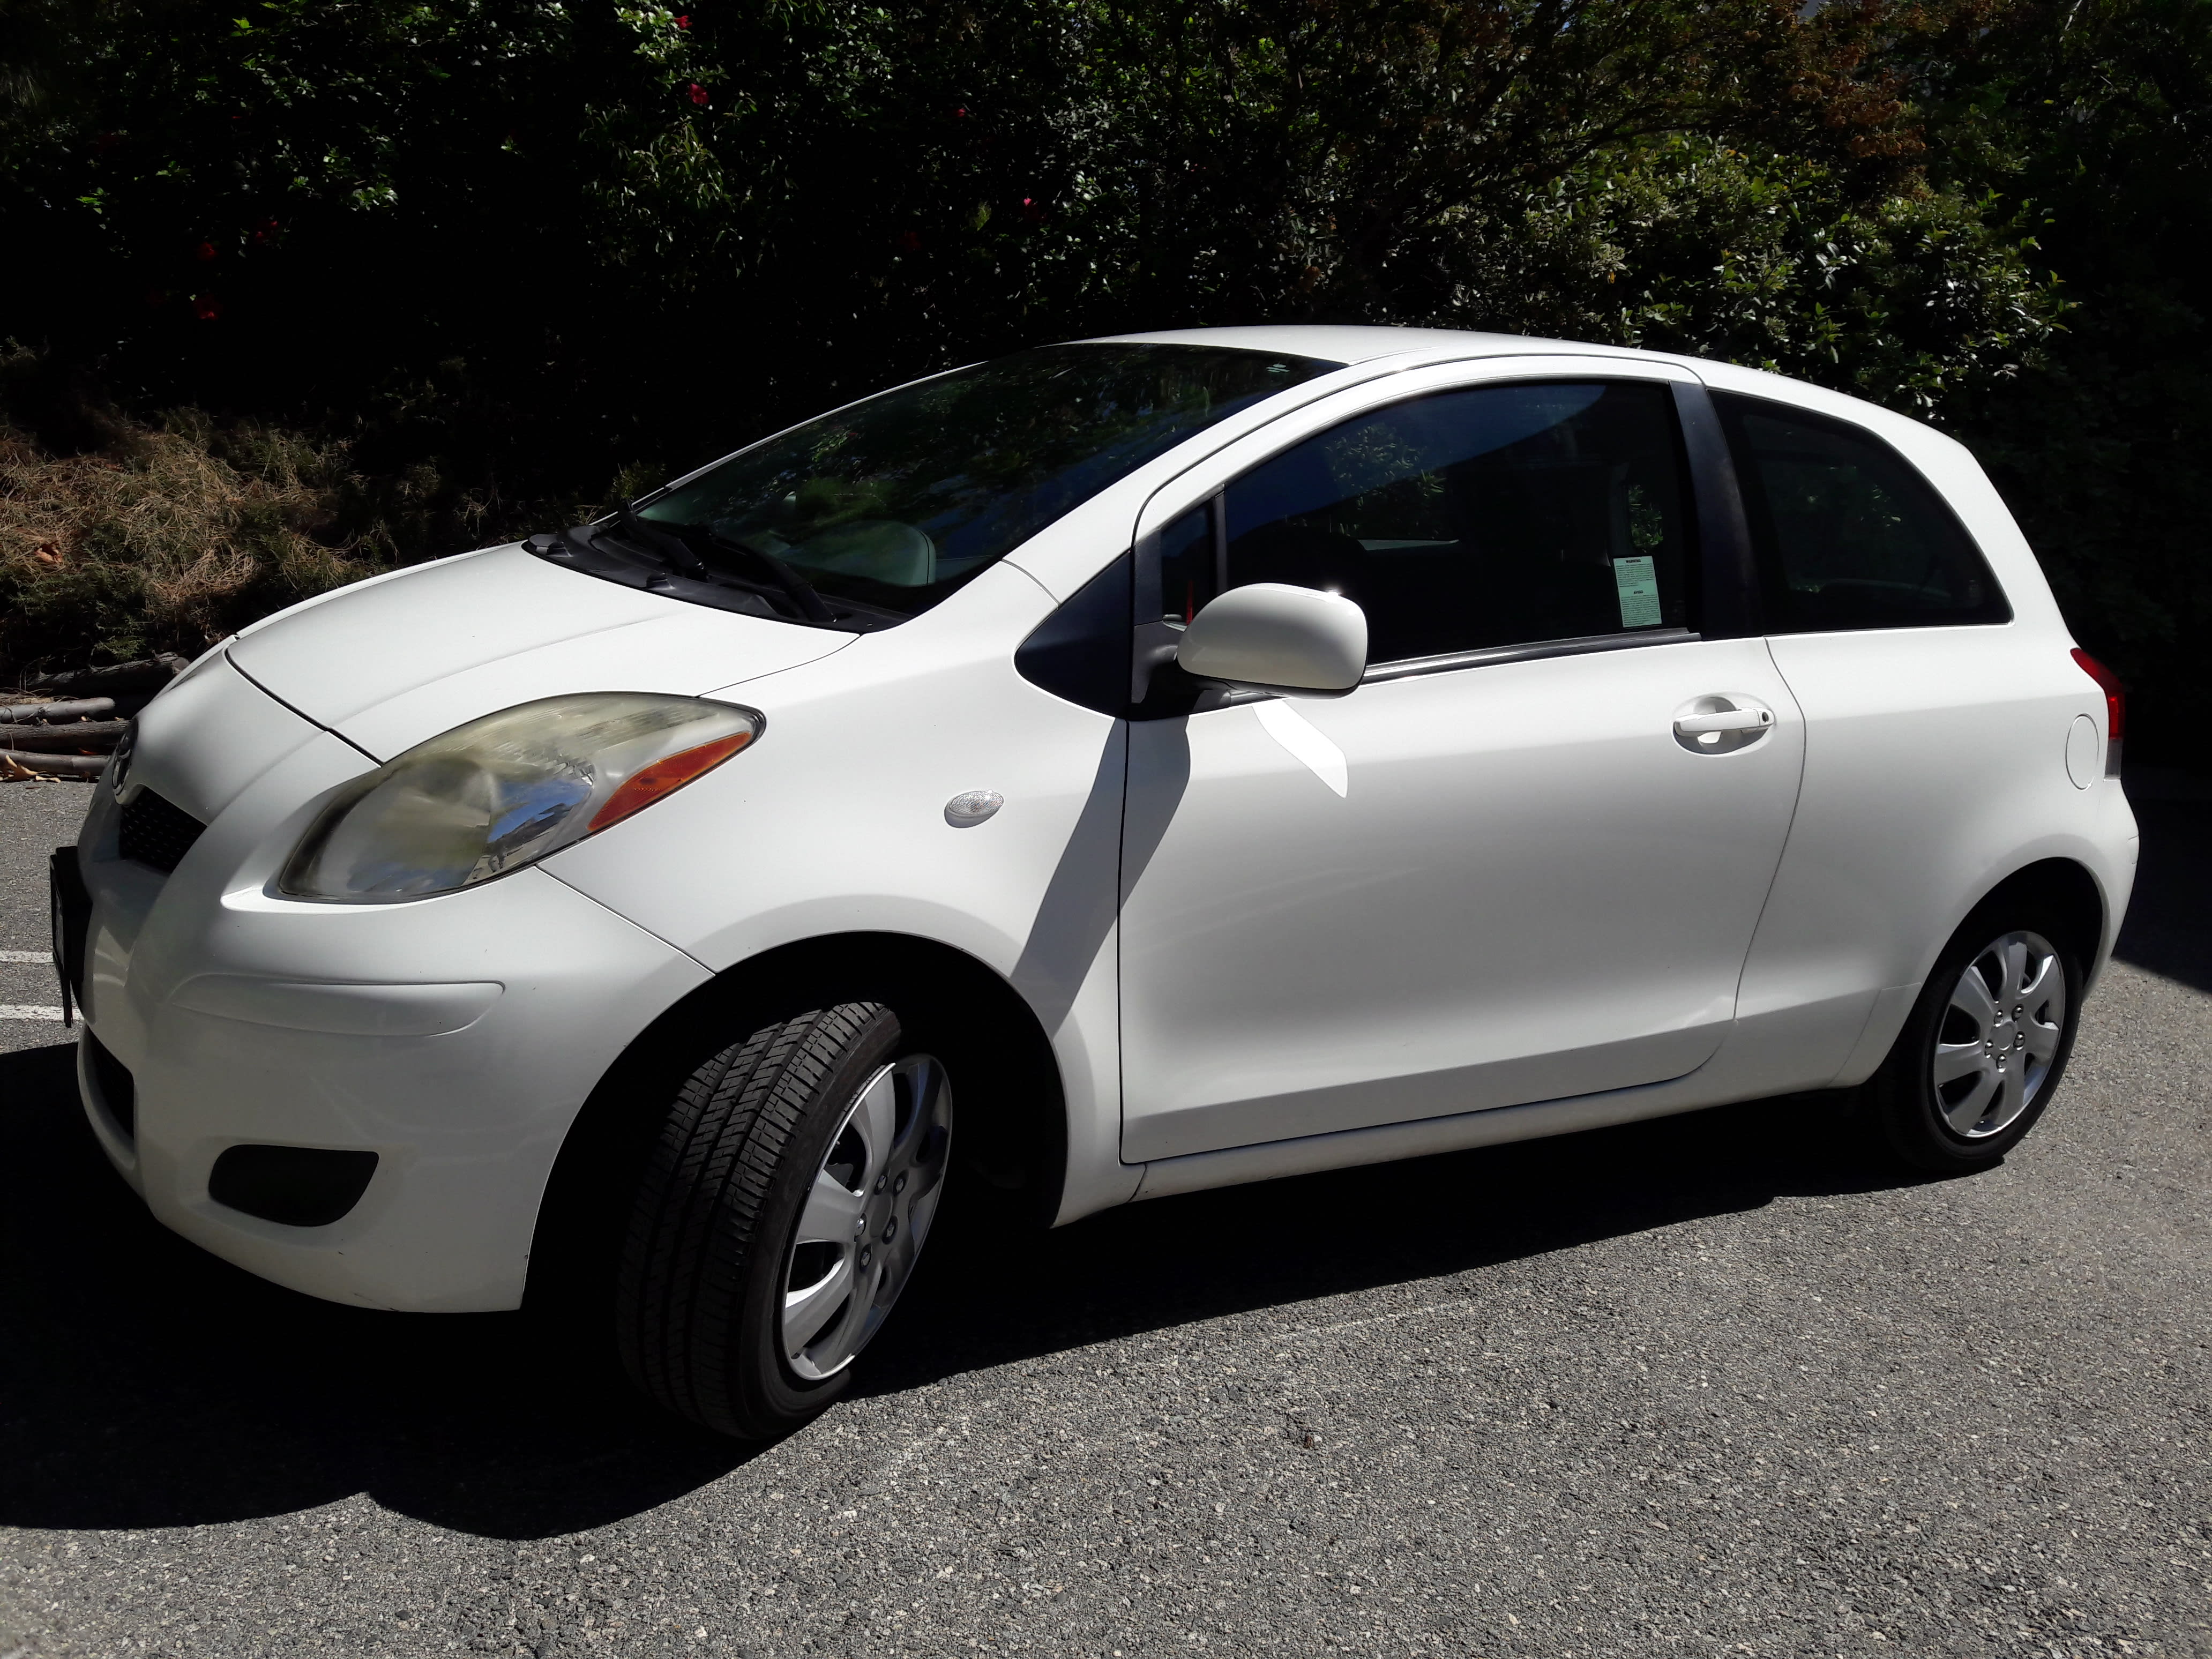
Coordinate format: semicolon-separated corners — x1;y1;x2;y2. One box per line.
1866;907;2084;1175
616;1002;954;1439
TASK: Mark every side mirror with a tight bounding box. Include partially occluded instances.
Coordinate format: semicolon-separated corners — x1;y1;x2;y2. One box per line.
1176;582;1369;697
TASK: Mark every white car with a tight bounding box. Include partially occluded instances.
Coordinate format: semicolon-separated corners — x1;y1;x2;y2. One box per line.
54;326;2136;1437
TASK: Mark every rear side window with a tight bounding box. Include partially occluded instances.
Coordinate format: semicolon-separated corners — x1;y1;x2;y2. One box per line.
1713;392;2009;632
1216;380;1695;664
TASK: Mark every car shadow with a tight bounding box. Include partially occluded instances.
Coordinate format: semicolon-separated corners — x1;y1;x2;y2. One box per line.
865;1086;1908;1402
2;774;2195;1544
0;1036;752;1539
0;1031;1907;1543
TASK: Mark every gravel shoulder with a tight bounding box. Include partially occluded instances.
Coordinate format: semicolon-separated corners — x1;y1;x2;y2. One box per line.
1;779;2205;1659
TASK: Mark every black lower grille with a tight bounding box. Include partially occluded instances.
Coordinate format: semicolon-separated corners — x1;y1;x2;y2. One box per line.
210;1145;379;1227
85;1029;135;1140
117;789;206;874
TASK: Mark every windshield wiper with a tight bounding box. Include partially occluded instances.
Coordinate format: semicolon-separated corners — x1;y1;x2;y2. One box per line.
610;507;839;626
534;509;863;629
595;507;832;624
608;505;714;580
692;527;838;625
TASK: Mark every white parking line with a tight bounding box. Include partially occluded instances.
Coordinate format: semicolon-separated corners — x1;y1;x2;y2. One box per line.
1;1005;65;1021
1;951;51;963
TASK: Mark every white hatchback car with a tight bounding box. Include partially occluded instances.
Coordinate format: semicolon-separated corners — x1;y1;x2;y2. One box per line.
55;326;2136;1437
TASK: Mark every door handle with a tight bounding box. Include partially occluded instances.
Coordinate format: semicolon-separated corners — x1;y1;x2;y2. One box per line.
1673;708;1773;736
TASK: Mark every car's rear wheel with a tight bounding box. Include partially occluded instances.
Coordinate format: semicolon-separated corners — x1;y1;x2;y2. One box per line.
1867;913;2082;1174
616;1001;953;1438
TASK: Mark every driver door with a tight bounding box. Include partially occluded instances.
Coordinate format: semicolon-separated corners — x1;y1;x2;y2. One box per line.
1117;361;1805;1162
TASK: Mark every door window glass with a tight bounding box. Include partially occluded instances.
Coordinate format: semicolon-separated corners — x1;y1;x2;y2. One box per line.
1155;501;1219;626
1713;392;2010;632
1218;380;1693;663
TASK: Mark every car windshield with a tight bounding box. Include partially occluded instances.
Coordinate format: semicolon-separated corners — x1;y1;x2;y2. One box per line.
634;342;1340;623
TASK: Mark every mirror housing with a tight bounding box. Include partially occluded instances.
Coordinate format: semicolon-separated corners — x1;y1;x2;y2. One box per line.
1176;582;1369;697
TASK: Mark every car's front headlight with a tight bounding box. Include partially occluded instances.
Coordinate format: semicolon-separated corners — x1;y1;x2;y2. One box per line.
281;693;761;902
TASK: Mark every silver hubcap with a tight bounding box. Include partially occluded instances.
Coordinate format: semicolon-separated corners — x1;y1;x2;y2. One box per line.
1932;930;2065;1140
780;1054;952;1380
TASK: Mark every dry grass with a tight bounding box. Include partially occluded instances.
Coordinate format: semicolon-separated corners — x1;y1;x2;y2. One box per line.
0;409;390;682
0;344;641;684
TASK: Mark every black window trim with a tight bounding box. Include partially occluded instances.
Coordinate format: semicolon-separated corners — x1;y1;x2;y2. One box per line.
1361;626;1703;684
1670;382;1762;641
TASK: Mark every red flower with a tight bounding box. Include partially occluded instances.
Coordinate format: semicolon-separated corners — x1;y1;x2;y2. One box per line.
675;12;690;27
1020;196;1043;223
896;230;922;252
193;241;217;261
952;104;969;118
191;293;221;321
686;81;708;106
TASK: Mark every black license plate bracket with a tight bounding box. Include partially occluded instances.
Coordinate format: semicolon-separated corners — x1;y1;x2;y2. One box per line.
49;847;91;1028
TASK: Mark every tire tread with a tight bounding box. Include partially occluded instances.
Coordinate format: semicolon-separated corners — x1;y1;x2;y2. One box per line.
616;1003;885;1436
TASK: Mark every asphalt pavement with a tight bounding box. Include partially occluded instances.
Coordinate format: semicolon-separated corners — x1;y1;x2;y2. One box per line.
2;774;2206;1658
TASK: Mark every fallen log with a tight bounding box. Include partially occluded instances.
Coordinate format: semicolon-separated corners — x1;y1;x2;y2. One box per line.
29;654;189;697
0;720;131;751
26;655;190;717
1;751;107;780
0;698;118;723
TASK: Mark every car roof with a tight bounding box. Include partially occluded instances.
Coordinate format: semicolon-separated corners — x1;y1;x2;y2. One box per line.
1083;323;1648;369
1082;325;1949;455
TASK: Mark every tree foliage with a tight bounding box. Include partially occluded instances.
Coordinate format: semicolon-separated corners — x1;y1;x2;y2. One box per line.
1914;0;2212;761
0;0;2203;757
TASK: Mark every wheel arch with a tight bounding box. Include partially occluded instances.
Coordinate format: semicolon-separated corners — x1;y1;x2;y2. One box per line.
524;930;1068;1314
1964;856;2107;978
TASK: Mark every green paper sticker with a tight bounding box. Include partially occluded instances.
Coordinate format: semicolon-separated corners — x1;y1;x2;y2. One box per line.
1612;555;1661;627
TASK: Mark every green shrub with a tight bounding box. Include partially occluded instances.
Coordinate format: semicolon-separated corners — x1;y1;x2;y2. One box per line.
1;0;2205;763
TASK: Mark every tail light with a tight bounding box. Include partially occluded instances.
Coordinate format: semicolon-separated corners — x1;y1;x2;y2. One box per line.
2071;648;2125;776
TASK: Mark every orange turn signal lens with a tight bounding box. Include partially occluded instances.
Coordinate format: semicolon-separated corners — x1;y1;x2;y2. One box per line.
588;731;753;833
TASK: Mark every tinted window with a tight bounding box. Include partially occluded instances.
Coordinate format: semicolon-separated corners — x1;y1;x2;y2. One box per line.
1714;392;2009;632
1155;500;1219;626
1217;381;1694;663
640;343;1338;622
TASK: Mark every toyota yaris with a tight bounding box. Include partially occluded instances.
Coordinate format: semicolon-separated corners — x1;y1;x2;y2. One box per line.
53;326;2137;1437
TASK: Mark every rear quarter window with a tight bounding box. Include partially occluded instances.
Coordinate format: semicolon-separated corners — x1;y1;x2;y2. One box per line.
1714;391;2010;632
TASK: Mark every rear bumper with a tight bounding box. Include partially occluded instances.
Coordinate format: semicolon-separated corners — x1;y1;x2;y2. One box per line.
2087;782;2139;991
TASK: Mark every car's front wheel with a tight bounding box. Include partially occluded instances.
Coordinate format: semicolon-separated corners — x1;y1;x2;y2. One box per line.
616;1002;953;1438
1867;912;2082;1174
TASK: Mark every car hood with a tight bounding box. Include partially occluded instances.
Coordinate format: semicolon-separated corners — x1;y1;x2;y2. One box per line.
227;544;855;760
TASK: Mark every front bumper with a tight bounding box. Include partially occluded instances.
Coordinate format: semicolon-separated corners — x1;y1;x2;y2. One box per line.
74;716;711;1312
